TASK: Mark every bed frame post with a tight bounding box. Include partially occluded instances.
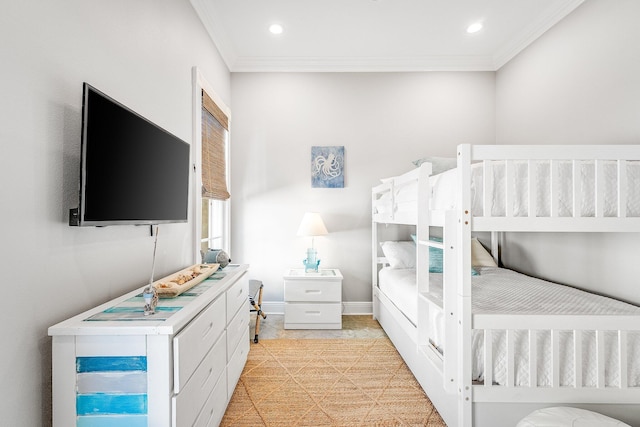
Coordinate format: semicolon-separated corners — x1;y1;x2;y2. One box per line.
372;195;379;320
444;210;459;394
457;144;473;427
490;231;501;266
417;162;432;347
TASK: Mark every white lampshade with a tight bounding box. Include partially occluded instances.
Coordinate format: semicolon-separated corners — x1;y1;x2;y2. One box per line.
297;212;328;237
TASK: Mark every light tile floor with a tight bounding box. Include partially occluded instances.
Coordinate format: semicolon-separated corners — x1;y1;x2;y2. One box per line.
249;313;388;340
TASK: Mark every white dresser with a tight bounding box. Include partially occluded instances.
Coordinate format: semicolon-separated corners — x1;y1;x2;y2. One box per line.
48;264;249;427
283;269;343;329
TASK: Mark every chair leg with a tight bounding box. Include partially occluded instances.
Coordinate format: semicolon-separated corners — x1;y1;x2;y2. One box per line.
250;283;267;343
257;284;267;319
254;312;261;343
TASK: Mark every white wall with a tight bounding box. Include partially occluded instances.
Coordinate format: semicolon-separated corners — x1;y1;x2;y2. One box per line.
496;0;640;304
230;72;495;307
0;1;228;425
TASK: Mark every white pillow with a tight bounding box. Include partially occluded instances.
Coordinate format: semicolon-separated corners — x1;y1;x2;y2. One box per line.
516;407;630;427
380;241;415;269
412;157;457;175
471;238;498;267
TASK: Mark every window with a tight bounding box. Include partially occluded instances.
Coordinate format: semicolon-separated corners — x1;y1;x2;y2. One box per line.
193;68;231;261
201;198;226;254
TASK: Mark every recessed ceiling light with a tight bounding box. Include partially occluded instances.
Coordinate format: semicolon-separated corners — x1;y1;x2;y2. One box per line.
269;24;284;35
466;22;483;34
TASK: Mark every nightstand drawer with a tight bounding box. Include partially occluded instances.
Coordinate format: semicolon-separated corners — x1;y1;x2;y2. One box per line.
285;280;341;302
285;303;341;324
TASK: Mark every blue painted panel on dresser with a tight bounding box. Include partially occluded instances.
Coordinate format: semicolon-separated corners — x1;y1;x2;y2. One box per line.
76;356;147;373
102;306;181;314
76;414;147;427
76;393;147;415
77;372;147;394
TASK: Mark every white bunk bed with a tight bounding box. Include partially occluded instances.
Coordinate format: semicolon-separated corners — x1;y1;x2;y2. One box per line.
371;145;640;427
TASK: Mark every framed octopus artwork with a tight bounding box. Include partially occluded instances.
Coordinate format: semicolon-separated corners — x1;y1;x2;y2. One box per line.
311;146;344;188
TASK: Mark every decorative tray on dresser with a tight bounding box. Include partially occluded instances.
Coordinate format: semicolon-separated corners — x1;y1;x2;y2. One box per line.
153;263;219;298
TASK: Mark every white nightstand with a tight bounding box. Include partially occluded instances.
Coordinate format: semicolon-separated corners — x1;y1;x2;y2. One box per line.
283;269;343;329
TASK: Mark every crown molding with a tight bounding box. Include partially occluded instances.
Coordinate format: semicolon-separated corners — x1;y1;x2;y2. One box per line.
190;0;237;70
493;0;585;70
230;55;497;73
192;0;584;73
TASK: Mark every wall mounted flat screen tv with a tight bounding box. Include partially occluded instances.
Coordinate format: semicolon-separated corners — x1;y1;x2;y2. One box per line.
70;83;190;226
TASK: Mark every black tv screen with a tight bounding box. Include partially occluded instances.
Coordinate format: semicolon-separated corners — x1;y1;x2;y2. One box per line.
73;83;190;226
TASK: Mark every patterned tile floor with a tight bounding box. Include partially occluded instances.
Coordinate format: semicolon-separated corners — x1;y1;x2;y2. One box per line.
250;314;388;340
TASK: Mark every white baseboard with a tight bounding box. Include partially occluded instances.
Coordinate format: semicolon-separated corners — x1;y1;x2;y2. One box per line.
260;301;373;316
342;301;373;315
261;301;284;314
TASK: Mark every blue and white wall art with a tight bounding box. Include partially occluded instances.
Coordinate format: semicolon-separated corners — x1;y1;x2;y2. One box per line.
311;146;344;188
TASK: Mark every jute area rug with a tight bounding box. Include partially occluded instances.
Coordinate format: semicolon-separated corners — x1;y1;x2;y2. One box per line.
221;338;446;426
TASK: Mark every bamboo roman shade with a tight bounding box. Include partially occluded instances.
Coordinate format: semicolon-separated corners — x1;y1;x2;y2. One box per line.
201;90;230;200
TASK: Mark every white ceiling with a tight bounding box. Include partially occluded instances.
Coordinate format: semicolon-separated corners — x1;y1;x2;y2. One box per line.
190;0;584;72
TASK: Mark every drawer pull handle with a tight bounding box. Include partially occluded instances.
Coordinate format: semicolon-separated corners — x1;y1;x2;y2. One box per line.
202;322;213;338
201;367;214;389
305;311;321;315
204;407;216;424
305;290;321;294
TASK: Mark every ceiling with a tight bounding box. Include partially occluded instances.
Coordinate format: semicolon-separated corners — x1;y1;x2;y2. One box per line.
190;0;584;72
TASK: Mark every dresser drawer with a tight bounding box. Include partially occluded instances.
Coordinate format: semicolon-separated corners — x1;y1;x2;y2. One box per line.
284;280;341;302
191;368;228;427
226;306;248;361
172;332;226;427
227;328;249;399
226;276;248;324
173;295;226;393
284;303;341;324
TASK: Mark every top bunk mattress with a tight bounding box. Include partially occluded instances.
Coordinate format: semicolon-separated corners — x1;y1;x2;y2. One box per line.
374;160;640;220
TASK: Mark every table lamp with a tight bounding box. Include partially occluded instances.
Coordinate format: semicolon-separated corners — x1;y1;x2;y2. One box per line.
297;212;328;273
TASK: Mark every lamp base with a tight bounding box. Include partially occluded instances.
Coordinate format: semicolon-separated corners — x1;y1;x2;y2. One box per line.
302;248;321;273
303;260;321;273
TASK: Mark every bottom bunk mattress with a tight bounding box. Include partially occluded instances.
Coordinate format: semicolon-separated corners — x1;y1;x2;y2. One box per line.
378;267;420;325
377;266;640;388
378;267;447;352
